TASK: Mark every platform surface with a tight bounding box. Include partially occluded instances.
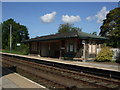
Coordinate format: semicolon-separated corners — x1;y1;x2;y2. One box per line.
0;65;47;89
1;52;120;72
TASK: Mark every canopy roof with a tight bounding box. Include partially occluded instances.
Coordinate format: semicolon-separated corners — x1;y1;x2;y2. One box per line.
23;31;107;42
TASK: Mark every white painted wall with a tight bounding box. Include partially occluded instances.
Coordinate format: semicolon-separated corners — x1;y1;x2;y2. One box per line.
89;44;92;54
88;41;96;54
92;45;96;53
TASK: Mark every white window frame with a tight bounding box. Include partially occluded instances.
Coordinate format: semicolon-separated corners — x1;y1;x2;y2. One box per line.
69;44;74;52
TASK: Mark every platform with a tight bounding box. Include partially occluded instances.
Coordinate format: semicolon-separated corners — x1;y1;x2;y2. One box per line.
1;52;119;73
0;65;48;89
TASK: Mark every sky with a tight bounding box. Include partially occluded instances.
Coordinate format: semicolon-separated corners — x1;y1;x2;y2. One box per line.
2;2;118;38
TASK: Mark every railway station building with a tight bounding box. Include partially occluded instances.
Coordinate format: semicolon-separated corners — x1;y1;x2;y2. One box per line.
23;31;107;60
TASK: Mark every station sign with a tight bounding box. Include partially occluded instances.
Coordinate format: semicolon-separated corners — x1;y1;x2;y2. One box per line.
17;43;21;46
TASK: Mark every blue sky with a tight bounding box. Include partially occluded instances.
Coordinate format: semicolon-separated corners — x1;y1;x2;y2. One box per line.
2;2;118;38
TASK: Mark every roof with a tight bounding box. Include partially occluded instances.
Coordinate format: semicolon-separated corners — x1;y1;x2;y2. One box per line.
23;31;107;42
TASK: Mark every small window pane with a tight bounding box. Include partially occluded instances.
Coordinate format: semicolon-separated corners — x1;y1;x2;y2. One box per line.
70;44;73;52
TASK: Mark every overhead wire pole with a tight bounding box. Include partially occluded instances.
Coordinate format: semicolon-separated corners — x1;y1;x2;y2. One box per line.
10;24;12;52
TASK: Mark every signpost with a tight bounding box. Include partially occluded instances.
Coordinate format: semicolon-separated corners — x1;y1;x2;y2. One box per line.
10;24;12;52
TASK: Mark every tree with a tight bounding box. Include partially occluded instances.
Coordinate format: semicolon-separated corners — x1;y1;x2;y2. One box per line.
99;7;120;48
2;18;29;49
92;32;97;35
58;23;81;33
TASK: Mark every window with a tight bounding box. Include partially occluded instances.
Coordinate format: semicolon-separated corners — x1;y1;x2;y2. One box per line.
66;41;74;53
70;44;74;52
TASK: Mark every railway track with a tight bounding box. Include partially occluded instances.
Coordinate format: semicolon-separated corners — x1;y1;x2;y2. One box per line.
2;60;66;89
2;55;120;89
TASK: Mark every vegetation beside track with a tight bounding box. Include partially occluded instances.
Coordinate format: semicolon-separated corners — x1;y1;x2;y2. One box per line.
2;44;29;55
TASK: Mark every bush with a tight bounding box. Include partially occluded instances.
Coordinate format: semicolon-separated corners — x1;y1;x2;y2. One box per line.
15;44;29;55
95;47;113;62
2;44;29;55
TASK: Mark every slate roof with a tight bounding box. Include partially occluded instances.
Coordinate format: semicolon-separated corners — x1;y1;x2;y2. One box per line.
23;31;107;42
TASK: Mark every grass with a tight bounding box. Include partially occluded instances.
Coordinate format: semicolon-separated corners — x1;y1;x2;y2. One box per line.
1;44;29;55
2;49;27;55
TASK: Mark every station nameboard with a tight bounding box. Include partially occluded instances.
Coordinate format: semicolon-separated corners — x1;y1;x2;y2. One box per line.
17;43;21;46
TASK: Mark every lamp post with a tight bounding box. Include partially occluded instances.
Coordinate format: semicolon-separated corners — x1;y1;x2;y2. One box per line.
10;24;12;52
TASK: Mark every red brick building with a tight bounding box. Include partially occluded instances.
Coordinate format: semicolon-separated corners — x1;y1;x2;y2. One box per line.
23;31;107;60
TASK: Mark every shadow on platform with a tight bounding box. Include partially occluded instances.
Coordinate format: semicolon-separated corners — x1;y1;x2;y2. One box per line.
1;66;17;77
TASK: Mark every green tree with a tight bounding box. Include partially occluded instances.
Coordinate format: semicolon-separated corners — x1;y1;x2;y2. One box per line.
99;7;120;48
92;32;97;35
58;23;81;33
2;18;29;49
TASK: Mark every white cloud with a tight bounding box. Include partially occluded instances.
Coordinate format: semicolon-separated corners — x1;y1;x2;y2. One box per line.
62;15;81;24
40;12;57;23
95;6;109;23
86;16;95;21
86;6;109;23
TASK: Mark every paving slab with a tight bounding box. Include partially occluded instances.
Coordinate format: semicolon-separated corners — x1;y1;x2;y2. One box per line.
2;77;19;88
0;65;48;89
2;73;46;88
